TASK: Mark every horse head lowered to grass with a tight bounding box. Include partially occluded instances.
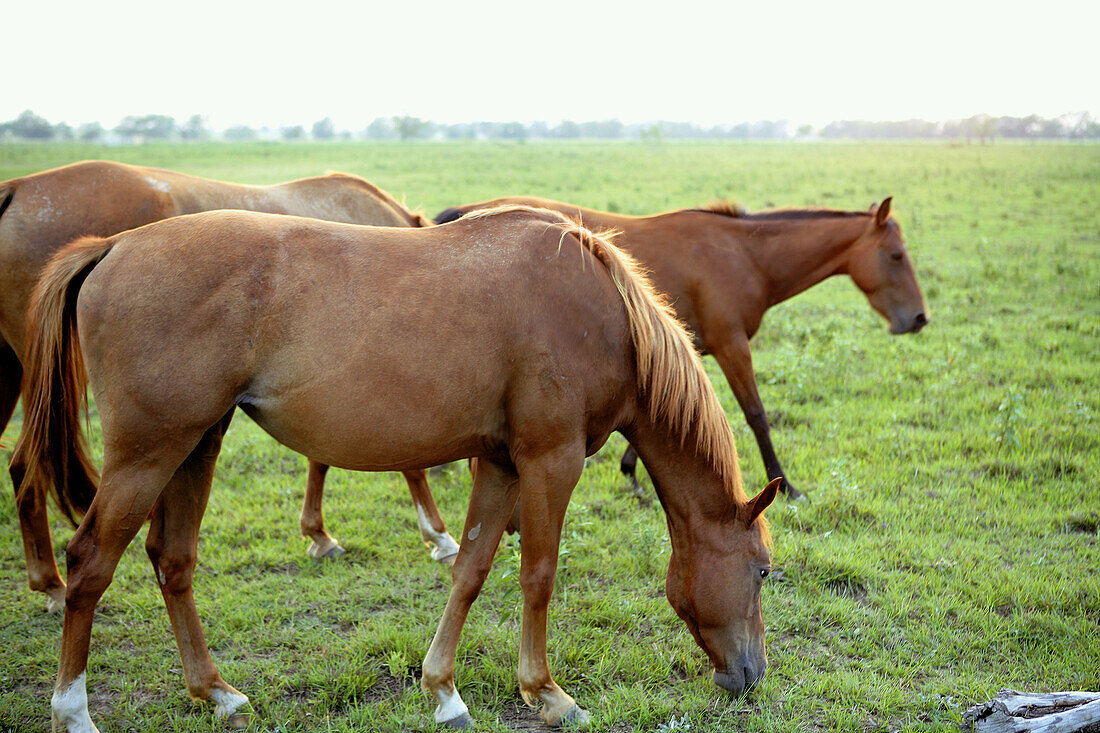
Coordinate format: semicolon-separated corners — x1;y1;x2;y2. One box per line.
15;206;778;730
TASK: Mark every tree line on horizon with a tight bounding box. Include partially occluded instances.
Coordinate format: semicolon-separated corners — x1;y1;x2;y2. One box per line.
1;110;1097;143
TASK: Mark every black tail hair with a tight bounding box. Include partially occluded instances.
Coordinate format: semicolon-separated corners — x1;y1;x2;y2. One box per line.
0;186;14;221
433;207;467;225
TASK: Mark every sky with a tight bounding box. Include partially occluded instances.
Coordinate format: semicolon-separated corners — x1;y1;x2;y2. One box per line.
5;0;1097;131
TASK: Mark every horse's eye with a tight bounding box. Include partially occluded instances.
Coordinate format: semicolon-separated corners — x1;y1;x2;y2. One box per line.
890;252;904;261
759;569;770;580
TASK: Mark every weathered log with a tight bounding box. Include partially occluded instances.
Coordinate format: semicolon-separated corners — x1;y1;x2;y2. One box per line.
962;689;1100;732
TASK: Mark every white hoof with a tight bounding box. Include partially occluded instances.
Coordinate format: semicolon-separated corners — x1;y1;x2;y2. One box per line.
210;688;249;719
52;673;99;733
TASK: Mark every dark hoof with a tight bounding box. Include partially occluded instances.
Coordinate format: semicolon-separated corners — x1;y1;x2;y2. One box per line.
556;705;591;728
783;483;806;502
322;544;346;559
442;712;473;729
227;712;250;730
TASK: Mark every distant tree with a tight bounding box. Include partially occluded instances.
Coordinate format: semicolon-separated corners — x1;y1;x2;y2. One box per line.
640;123;664;144
312;117;336;140
77;122;104;142
796;124;813;138
54;122;74;141
498;121;528;140
281;125;306;140
115;114;176;141
579;119;624;139
223;125;257;141
392;115;428;141
528;121;550;139
366;117;397;140
551;120;580;139
5;110;55;140
180;115;210;141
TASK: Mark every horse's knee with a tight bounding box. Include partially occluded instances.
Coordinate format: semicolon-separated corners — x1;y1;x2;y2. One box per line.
153;553;196;595
519;559;556;600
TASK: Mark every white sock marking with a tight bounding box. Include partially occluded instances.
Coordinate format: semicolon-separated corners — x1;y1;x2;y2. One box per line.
209;688;249;718
415;504;460;561
52;672;99;733
433;684;469;723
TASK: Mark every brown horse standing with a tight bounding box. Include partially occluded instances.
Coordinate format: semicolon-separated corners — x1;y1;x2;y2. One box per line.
16;207;777;730
0;160;456;614
435;196;928;500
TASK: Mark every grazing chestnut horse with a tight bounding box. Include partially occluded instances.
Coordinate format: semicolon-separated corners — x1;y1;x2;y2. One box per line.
435;196;928;500
16;207;777;730
0;160;457;614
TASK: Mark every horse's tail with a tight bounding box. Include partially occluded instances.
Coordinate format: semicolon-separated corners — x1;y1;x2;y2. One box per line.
12;235;115;526
0;184;14;220
433;206;472;225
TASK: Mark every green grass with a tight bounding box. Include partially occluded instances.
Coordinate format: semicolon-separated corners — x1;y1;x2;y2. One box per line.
1;141;1098;732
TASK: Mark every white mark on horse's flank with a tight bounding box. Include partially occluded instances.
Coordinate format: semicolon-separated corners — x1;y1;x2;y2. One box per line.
209;688;249;719
415;504;460;562
467;523;482;542
433;684;469;724
52;672;99;733
144;176;171;193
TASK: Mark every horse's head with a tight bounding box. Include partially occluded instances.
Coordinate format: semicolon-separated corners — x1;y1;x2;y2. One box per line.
846;197;928;334
665;477;780;695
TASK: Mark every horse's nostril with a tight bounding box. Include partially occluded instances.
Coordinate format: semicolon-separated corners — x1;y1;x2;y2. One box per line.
914;312;927;326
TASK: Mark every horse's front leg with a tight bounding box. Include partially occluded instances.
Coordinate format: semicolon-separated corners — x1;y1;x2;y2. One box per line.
514;443;589;727
421;458;521;728
712;334;803;500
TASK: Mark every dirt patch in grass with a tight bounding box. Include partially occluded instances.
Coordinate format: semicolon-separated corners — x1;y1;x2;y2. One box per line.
824;579;868;600
978;461;1025;481
1062;512;1099;535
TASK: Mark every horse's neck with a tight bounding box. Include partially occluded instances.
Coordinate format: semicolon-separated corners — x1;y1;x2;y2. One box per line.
624;414;740;549
738;217;867;308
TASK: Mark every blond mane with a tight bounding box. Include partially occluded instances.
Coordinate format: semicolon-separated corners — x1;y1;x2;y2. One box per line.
457;205;746;503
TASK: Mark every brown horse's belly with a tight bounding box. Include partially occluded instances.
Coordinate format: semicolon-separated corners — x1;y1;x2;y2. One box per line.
237;372;509;472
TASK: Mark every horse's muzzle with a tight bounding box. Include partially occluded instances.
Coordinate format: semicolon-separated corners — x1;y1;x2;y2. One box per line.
713;660;766;695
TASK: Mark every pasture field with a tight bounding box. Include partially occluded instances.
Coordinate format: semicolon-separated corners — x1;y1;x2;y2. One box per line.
1;141;1098;732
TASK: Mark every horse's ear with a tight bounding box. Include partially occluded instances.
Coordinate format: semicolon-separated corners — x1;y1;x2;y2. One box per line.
745;477;782;525
875;196;893;227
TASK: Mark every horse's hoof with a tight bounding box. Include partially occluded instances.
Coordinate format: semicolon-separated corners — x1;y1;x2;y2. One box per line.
436;549;459;567
441;712;473;729
227;712;250;729
784;484;806;502
45;592;65;614
307;540;345;559
555;705;591;728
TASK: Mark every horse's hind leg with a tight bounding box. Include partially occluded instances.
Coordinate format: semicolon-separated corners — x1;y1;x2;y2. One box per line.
52;436;201;732
300;461;346;559
403;469;459;565
3;342;68;612
145;414;247;721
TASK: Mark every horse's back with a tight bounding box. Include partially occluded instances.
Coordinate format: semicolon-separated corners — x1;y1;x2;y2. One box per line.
79;210;634;470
